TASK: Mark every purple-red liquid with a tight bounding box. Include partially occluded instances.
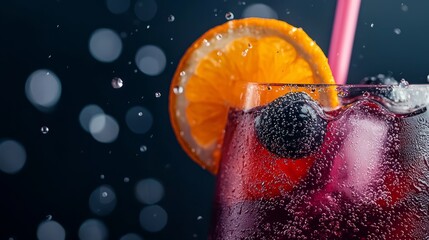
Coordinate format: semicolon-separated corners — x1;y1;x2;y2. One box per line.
210;99;429;239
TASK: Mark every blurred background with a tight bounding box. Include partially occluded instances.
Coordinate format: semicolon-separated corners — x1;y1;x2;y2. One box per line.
1;0;429;239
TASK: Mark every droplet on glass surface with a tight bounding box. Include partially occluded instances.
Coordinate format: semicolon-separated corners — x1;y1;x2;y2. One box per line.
167;14;175;22
155;92;161;98
394;28;401;35
173;85;183;94
179;71;186;77
41;126;49;134
202;39;210;47
241;49;249;57
216;34;222;40
111;77;123;89
139;145;147;152
225;12;234;20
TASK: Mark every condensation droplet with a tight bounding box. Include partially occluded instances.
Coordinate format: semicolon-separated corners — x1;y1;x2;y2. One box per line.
363;91;370;98
111;77;123;89
225;12;234;20
155;92;161;98
167;14;175;22
173;86;184;94
41;126;49;134
202;39;210;47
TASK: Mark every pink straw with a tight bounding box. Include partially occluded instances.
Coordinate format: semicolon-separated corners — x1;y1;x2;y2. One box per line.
328;0;361;84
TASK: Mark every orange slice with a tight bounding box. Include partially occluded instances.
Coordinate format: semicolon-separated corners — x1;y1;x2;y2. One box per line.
169;18;336;174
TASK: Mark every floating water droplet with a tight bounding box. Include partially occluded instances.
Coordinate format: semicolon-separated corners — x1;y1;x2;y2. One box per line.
370;23;374;28
401;3;408;12
197;216;203;220
140;145;147;152
41;126;49;134
46;215;52;221
427;74;429;82
124;177;130;183
155;92;161;98
216;34;223;40
173;85;184;94
146;25;150;29
111;77;123;89
225;12;234;20
180;71;186;77
138;112;143;116
399;79;409;88
167;14;175;22
56;24;60;28
100;174;105;179
101;192;108;197
394;28;401;35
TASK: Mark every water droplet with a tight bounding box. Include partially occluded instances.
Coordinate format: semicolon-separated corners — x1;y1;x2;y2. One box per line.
180;71;186;77
216;34;223;40
124;177;130;183
48;54;52;59
140;145;147;152
155;92;161;98
138;112;143;116
394;28;401;35
146;25;150;29
100;174;105;179
370;23;374;28
46;215;52;221
427;74;429;82
399;79;409;88
167;14;175;22
241;49;249;57
197;216;203;220
401;3;408;12
173;85;184;94
202;39;210;47
363;91;370;98
111;77;123;89
56;24;60;28
247;43;252;48
101;192;108;197
41;126;49;134
225;12;234;20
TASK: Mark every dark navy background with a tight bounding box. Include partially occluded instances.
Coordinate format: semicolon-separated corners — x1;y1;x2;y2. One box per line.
1;0;429;239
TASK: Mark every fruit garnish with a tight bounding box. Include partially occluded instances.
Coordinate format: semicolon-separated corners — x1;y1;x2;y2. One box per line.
255;92;327;159
169;18;337;174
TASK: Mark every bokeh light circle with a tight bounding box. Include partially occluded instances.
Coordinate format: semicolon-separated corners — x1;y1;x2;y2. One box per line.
139;205;168;232
242;3;278;19
89;185;117;216
125;106;153;134
120;233;143;240
36;220;66;240
135;178;164;204
79;105;105;132
78;219;108;240
134;0;157;21
25;69;62;111
135;45;166;76
0;139;27;174
89;28;122;62
89;114;120;143
106;0;130;14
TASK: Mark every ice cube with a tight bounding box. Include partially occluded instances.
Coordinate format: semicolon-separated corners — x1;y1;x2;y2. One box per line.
341;117;388;194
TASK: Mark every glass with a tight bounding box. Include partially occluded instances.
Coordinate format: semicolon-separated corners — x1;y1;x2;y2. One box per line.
209;83;429;239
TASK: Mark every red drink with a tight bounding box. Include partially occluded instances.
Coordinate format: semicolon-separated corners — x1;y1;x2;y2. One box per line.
210;84;429;239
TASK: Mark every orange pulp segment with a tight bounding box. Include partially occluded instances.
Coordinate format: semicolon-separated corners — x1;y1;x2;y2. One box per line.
169;18;337;174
